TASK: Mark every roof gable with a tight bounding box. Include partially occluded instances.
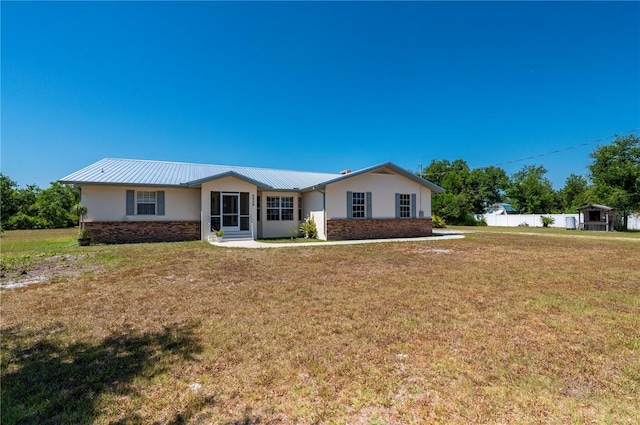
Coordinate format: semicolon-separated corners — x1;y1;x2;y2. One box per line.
305;162;445;193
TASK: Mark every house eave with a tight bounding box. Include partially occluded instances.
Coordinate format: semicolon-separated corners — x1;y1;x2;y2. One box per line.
58;180;188;189
185;171;273;190
300;162;445;193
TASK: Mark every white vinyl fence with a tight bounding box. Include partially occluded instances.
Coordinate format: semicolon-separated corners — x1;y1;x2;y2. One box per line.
477;213;640;230
628;214;640;230
478;213;578;228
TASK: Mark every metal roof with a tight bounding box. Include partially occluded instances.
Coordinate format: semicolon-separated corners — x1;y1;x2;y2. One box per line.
577;204;614;211
59;158;343;189
59;158;444;192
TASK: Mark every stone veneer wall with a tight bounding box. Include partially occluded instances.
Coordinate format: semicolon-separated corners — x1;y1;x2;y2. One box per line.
326;218;433;240
85;221;201;244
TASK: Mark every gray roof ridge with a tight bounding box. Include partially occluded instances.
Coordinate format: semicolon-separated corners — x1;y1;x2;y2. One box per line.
103;157;341;176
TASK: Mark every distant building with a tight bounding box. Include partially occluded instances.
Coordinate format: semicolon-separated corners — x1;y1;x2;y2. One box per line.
577;204;615;232
486;203;518;215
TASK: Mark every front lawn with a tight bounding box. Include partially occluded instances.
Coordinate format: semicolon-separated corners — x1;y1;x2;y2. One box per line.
2;230;639;423
448;224;640;238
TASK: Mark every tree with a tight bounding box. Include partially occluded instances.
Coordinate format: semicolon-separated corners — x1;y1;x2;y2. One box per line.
0;175;79;230
420;159;509;224
0;174;18;228
506;165;558;214
588;134;640;230
34;182;79;228
421;159;475;225
14;184;40;216
558;173;589;212
467;166;509;214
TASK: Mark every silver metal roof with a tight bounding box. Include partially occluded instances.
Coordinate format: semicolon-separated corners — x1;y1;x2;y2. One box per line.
59;158;445;193
59;158;343;190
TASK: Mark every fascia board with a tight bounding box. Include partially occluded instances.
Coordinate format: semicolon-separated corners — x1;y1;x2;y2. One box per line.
185;171;272;189
301;162;445;193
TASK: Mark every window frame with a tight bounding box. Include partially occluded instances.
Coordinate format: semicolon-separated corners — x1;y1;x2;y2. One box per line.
352;192;366;219
137;191;157;215
399;194;411;218
266;196;294;221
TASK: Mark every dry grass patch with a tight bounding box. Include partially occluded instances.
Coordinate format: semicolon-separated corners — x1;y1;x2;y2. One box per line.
2;232;639;424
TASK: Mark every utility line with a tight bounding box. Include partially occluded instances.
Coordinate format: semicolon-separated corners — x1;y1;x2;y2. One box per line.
416;129;639;176
486;128;639;168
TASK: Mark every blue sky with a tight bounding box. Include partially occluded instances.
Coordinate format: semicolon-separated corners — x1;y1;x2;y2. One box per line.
2;1;639;189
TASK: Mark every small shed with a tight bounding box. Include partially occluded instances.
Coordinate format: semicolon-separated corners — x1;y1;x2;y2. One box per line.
577;204;615;232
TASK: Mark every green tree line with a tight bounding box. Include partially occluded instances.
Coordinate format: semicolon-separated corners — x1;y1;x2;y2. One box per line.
420;134;640;230
0;175;79;230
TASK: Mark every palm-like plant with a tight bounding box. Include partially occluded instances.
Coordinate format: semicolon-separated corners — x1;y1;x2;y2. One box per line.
71;203;88;230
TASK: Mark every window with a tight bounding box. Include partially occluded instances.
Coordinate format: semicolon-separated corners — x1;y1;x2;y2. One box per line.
126;190;164;216
137;191;156;215
352;192;365;218
399;194;411;218
281;197;294;220
395;193;416;219
211;191;221;231
347;191;371;219
266;197;280;221
266;196;294;221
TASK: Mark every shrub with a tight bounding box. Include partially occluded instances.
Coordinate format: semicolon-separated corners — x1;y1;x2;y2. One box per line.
459;214;487;226
518;222;530;227
299;216;318;239
432;215;446;228
5;213;48;230
541;216;555;228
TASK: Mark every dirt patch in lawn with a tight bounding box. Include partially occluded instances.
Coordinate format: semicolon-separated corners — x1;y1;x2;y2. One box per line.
0;254;102;290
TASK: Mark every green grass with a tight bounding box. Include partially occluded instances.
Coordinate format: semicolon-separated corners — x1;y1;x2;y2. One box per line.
447;224;640;238
2;229;639;424
1;228;80;254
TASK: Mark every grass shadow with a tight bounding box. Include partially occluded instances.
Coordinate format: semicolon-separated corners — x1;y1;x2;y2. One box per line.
1;322;204;424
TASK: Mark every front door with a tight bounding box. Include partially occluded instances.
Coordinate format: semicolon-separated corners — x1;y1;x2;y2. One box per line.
222;193;240;232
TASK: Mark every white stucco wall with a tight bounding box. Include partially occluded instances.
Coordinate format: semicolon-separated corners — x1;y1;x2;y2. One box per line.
258;191;302;239
81;185;200;222
303;191;326;239
324;169;432;219
201;177;257;240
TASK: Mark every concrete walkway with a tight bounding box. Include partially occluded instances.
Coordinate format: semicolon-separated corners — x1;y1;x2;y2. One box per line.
208;231;464;249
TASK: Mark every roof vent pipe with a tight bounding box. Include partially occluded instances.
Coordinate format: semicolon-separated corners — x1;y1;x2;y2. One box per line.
340;169;351;175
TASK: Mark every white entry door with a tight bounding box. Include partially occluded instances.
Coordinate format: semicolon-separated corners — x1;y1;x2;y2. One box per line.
222;193;240;232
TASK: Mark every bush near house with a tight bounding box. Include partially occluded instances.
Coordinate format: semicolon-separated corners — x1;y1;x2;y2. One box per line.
432;215;446;228
299;216;318;238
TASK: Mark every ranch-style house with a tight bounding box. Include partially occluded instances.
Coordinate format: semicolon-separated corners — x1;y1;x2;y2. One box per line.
59;158;445;244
